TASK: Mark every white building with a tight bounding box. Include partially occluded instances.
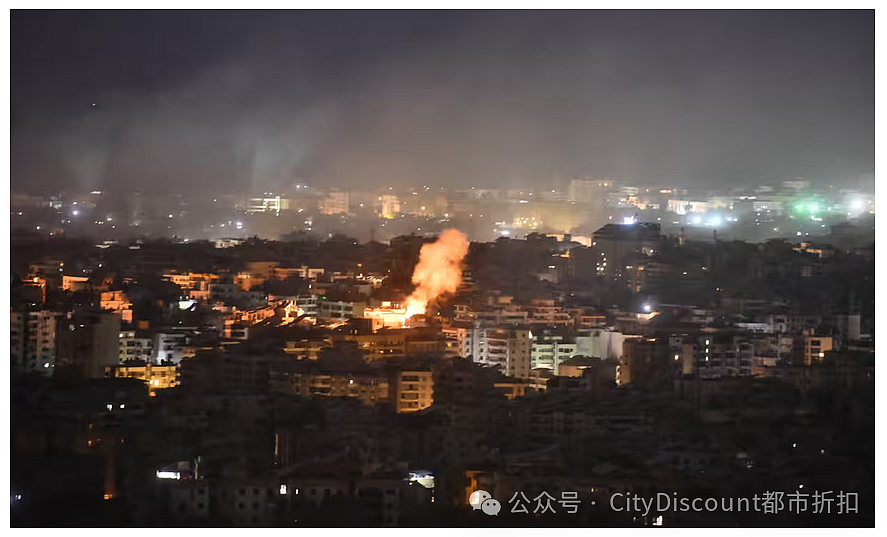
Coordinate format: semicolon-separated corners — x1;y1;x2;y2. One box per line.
531;335;577;374
155;331;189;364
247;196;290;214
457;323;532;378
119;330;154;362
667;199;714;215
295;295;318;318
575;329;624;361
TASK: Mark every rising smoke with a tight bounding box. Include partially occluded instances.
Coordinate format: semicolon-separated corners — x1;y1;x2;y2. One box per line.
10;11;875;197
403;229;469;318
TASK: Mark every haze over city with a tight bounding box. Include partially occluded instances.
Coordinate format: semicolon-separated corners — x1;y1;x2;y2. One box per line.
12;10;874;198
8;8;876;530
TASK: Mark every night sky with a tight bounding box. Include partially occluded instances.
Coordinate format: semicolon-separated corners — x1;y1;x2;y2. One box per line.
10;10;874;196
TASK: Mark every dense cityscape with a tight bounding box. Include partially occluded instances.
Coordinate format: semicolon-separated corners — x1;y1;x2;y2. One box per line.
9;9;875;530
10;176;875;526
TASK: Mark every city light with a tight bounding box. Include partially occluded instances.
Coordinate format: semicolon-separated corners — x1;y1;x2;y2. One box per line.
7;12;875;528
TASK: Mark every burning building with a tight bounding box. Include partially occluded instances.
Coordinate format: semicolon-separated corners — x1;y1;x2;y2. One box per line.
365;229;469;330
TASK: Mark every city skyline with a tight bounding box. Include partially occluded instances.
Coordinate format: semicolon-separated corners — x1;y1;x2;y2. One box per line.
8;8;876;530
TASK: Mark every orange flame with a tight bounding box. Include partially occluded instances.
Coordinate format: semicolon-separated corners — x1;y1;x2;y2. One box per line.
402;229;469;322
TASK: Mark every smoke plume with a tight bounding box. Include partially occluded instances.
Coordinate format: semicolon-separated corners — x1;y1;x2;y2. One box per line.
404;229;469;318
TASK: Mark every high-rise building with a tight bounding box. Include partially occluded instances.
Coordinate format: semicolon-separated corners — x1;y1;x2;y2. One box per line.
457;324;532;378
247;195;290;214
618;337;673;386
56;310;122;378
792;334;834;366
693;333;754;378
378;195;401;218
531;332;577;374
320;189;350;215
10;308;59;375
119;329;154;362
592;222;661;281
390;369;434;413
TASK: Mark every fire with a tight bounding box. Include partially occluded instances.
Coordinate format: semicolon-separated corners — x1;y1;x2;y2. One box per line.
402;229;469;321
362;229;469;329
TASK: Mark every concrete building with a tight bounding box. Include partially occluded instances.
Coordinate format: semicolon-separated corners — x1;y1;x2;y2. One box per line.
378;194;401;218
666;199;714;215
390;370;434;413
10;308;59;375
317;298;366;321
154;330;191;364
295;295;319;318
493;380;538;399
209;284;267;308
575;329;625;361
283;338;331;360
247;195;290;214
793;334;834;366
62;275;90;291
56;310;122;378
320;189;350;215
100;290;133;323
693;333;754;379
531;333;578;374
119;330;154;362
618;337;673;386
291;372;390;406
163;272;219;291
338;328;448;361
457;323;532;378
592;222;661;282
525;299;572;326
107;361;179;393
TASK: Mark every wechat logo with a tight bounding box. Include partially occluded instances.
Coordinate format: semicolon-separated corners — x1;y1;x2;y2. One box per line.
469;490;501;516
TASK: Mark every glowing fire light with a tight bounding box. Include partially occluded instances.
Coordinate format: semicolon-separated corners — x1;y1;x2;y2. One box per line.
402;229;468;319
365;229;469;328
